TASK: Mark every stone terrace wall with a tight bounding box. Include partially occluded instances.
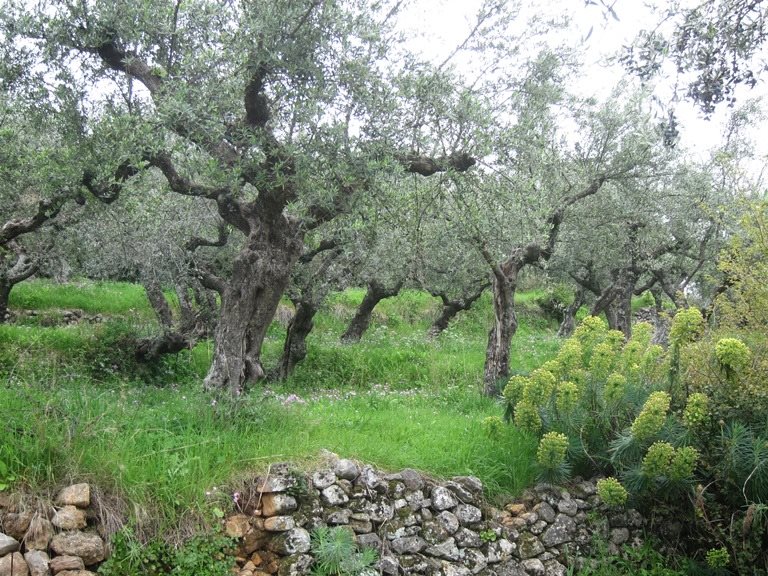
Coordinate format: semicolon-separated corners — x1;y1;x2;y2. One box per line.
225;454;647;576
0;456;648;576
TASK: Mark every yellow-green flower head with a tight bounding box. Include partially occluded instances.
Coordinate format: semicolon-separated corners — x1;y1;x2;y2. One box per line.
641;344;666;381
670;446;699;481
556;339;583;373
522;369;556;406
630;322;654;349
589;342;617;378
569;368;588;386
540;360;562;379
482;416;504;440
715;338;752;373
669;307;704;346
683;393;709;428
642;441;676;478
536;432;569;468
604;329;626;350
575;315;608;336
556;381;580;413
514;401;542;433
604;372;627;404
706;547;730;569
630;391;671;443
503;375;530;404
596;477;628;507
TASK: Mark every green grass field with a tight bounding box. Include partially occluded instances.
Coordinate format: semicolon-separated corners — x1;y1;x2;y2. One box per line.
1;279;560;535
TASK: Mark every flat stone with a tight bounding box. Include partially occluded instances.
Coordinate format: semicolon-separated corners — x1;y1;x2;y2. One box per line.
400;469;424;491
225;515;251;538
543;559;568;576
494;560;527;576
52;507;87;531
55;485;90;509
320;485;348;507
358;467;386;493
311;471;337;490
541;514;576;547
431;487;458;511
505;503;527;516
0;533;20;555
325;509;351;525
451;476;483;495
23;551;49;576
263;516;295;532
356;533;382;549
50;555;84;573
50;532;104;566
444;481;476;504
391;536;426;554
261;494;298;516
334;459;359;481
521;558;545;576
268;528;311;556
454;504;482;525
24;517;53;551
424;538;460;561
257;475;298;494
349;518;372;533
442;564;472;576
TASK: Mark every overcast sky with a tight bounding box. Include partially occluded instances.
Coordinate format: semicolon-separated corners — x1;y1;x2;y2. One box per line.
397;0;767;168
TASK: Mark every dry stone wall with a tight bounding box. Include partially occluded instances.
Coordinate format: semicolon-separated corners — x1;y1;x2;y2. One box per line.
225;455;647;576
0;456;648;576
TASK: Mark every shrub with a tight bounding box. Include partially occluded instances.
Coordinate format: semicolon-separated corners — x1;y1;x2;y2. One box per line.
310;526;377;576
596;477;628;507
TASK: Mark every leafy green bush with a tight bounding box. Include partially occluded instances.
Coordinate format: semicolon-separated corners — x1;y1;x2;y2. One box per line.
533;284;574;322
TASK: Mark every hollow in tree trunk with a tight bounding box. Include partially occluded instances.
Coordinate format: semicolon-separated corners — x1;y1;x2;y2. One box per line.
341;279;403;344
483;271;517;396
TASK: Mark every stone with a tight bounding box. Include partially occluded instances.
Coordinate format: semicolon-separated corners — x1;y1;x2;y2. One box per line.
3;513;32;541
367;501;393;523
24;517;53;551
610;527;630;546
505;503;527;516
264;516;295;532
358;467;386;493
425;538;460;561
452;476;483;495
226;515;252;538
50;532;105;566
497;538;515;557
405;490;425;511
257;475;298;494
454;504;482;525
400;469;424;491
0;552;29;576
540;514;576;547
520;512;538;525
442;564;472;576
0;534;20;556
356;533;382;549
387;526;420;540
334;459;359;481
55;485;90;509
444;481;476;504
494;560;527;576
50;555;84;573
56;572;97;576
532;503;555;524
530;520;547;535
556;499;578;517
325;508;351;525
349;518;372;534
517;533;544;559
238;529;270;556
52;507;87;531
436;511;460;535
421;520;450;545
521;558;545;576
390;536;426;555
454;527;482;548
276;553;313;576
387;481;406;499
268;528;311;556
377;555;399;575
320;485;348;507
543;559;567;576
460;548;487;574
430;487;458;511
311;471;336;490
23;551;49;576
262;494;298;517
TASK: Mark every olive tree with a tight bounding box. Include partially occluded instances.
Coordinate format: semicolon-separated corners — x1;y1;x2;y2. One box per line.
1;0;474;394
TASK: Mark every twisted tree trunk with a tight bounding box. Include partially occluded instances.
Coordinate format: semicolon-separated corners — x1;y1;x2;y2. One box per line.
341;279;403;344
273;299;318;381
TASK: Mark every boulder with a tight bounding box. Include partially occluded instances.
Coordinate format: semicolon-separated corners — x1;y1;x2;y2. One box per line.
49;533;105;566
55;485;90;509
0;552;29;576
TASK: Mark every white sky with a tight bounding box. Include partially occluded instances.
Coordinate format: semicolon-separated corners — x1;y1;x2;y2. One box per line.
397;0;768;171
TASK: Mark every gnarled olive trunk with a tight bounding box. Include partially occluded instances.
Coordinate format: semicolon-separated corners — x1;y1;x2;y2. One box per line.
204;217;302;395
557;286;585;338
0;282;11;322
483;273;517;396
427;284;487;338
341;279;403;344
273;299;318;381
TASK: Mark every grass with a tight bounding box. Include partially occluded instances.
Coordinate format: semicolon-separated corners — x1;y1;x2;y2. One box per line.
0;279;556;537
